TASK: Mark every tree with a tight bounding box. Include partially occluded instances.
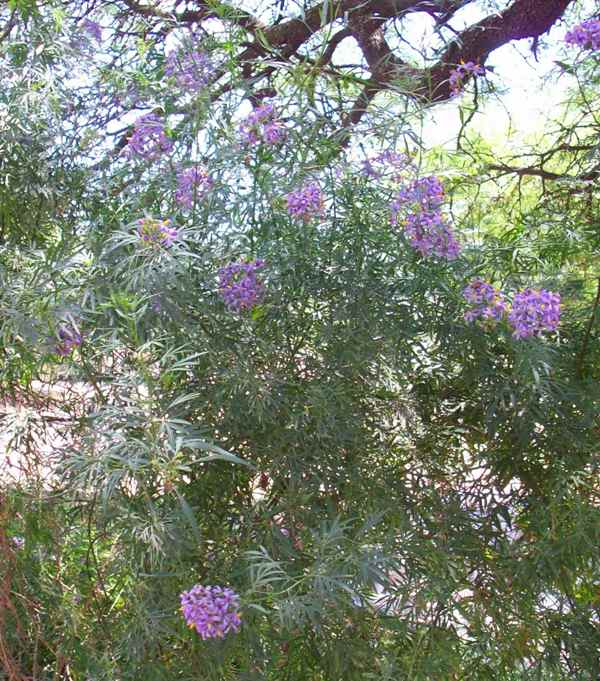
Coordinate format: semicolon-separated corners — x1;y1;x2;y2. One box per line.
1;1;599;680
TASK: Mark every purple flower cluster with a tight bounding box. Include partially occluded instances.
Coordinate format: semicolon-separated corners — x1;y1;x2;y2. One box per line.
82;19;102;42
180;585;242;640
286;181;324;221
55;324;82;356
565;19;600;51
218;259;265;311
125;113;173;161
361;150;409;179
391;176;460;260
239;103;285;146
392;176;445;212
508;289;561;339
463;279;507;322
449;61;485;96
175;166;213;209
137;217;179;248
165;49;214;92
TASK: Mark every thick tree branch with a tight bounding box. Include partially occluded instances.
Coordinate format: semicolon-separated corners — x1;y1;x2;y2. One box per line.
425;0;576;101
116;0;577;141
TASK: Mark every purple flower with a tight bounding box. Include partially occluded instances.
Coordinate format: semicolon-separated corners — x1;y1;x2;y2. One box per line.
565;19;600;50
239;103;286;146
11;536;25;550
180;585;241;640
82;18;102;42
449;61;485;96
218;259;265;312
125;114;173;161
404;211;460;260
391;176;460;260
55;324;82;356
286;182;324;221
137;217;179;248
175;166;213;209
361;150;409;179
463;279;507;322
165;48;214;92
391;176;445;213
508;288;561;339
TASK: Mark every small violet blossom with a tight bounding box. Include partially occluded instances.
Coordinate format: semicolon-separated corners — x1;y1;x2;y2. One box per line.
55;324;82;356
137;217;179;248
449;61;485;97
286;182;324;221
82;19;102;42
391;175;460;260
180;585;242;640
165;48;214;92
239;103;285;146
392;176;445;212
463;279;508;322
565;19;600;50
508;288;561;339
11;536;25;550
361;150;410;179
175;166;213;209
125;113;173;161
219;259;265;312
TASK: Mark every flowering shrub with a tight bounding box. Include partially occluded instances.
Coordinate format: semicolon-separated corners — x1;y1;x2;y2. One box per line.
449;61;485;96
286;181;324;221
137;217;179;247
565;19;600;50
3;4;595;680
125;113;173;161
165;48;214;92
175;166;213;209
508;288;561;339
180;585;241;639
238;103;285;146
218;259;265;311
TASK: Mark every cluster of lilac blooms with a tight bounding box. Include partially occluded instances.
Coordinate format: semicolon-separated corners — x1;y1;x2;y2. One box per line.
508;288;561;339
239;103;286;146
180;585;242;640
286;181;324;222
55;324;83;356
218;259;265;311
463;279;507;322
449;61;485;97
175;166;213;209
463;280;561;338
125;113;173;161
137;217;179;248
391;175;460;260
565;19;600;51
165;48;214;92
361;150;410;179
